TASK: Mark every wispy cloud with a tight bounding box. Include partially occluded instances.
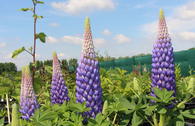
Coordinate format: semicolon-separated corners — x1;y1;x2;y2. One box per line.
174;1;195;20
113;34;131;44
47;36;58;43
102;29;112;36
47;35;106;47
49;22;60;27
51;0;116;15
0;42;6;48
134;1;157;9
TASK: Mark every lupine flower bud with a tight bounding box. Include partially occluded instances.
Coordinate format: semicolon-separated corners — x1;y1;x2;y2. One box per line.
151;9;176;97
51;52;70;104
76;17;103;118
19;66;39;120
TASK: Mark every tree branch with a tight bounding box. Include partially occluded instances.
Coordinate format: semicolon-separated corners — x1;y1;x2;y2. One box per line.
24;49;33;56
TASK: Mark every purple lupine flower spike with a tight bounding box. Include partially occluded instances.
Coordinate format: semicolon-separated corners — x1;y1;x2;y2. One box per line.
19;66;39;120
51;52;70;104
76;17;103;118
151;9;176;97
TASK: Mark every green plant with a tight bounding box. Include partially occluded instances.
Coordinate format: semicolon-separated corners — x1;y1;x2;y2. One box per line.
11;0;46;84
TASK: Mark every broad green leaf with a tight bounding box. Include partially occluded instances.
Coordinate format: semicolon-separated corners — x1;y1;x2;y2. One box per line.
187;78;195;94
175;114;184;126
181;109;195;119
36;1;44;4
33;14;44;19
0;118;4;126
36;32;46;43
28;46;33;52
19;8;33;11
131;111;143;126
145;105;156;116
158;108;167;114
12;47;25;58
102;100;108;115
69;102;90;113
133;77;139;91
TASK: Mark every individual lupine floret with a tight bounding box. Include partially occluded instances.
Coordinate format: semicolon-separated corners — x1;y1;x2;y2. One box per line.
151;9;176;97
76;17;103;118
51;52;70;104
19;66;39;120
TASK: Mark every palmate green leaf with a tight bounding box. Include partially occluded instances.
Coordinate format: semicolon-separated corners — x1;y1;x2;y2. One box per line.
181;109;195;119
11;47;25;58
108;97;129;114
175;114;184;126
36;32;46;43
39;121;52;126
31;109;57;124
144;105;157;116
69;112;83;126
131;111;143;126
153;87;175;103
69;102;90;113
88;113;110;126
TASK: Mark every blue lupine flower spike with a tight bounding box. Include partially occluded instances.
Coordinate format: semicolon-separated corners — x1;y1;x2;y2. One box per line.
151;9;176;97
19;66;39;120
51;52;70;104
76;17;103;118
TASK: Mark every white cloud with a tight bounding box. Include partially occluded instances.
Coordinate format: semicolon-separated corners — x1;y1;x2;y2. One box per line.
51;0;115;14
114;34;131;43
46;35;106;46
62;35;82;44
94;38;106;47
0;42;6;48
174;1;195;20
46;36;58;43
102;29;112;36
49;22;60;27
141;1;195;51
178;32;195;41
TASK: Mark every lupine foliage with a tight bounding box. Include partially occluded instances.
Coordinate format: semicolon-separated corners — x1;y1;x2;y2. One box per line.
0;9;195;126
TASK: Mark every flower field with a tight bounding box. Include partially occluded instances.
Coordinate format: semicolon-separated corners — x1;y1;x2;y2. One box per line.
0;1;195;126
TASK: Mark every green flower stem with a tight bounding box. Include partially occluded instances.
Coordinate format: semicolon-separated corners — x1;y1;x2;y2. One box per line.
11;104;19;126
152;113;158;126
6;94;10;124
112;112;117;125
159;114;165;126
137;111;154;126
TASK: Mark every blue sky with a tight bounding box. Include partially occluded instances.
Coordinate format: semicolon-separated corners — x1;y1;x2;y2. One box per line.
0;0;195;68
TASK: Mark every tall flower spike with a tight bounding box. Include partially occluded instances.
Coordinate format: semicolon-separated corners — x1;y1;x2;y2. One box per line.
19;66;39;120
151;9;176;97
76;17;103;118
51;52;70;104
